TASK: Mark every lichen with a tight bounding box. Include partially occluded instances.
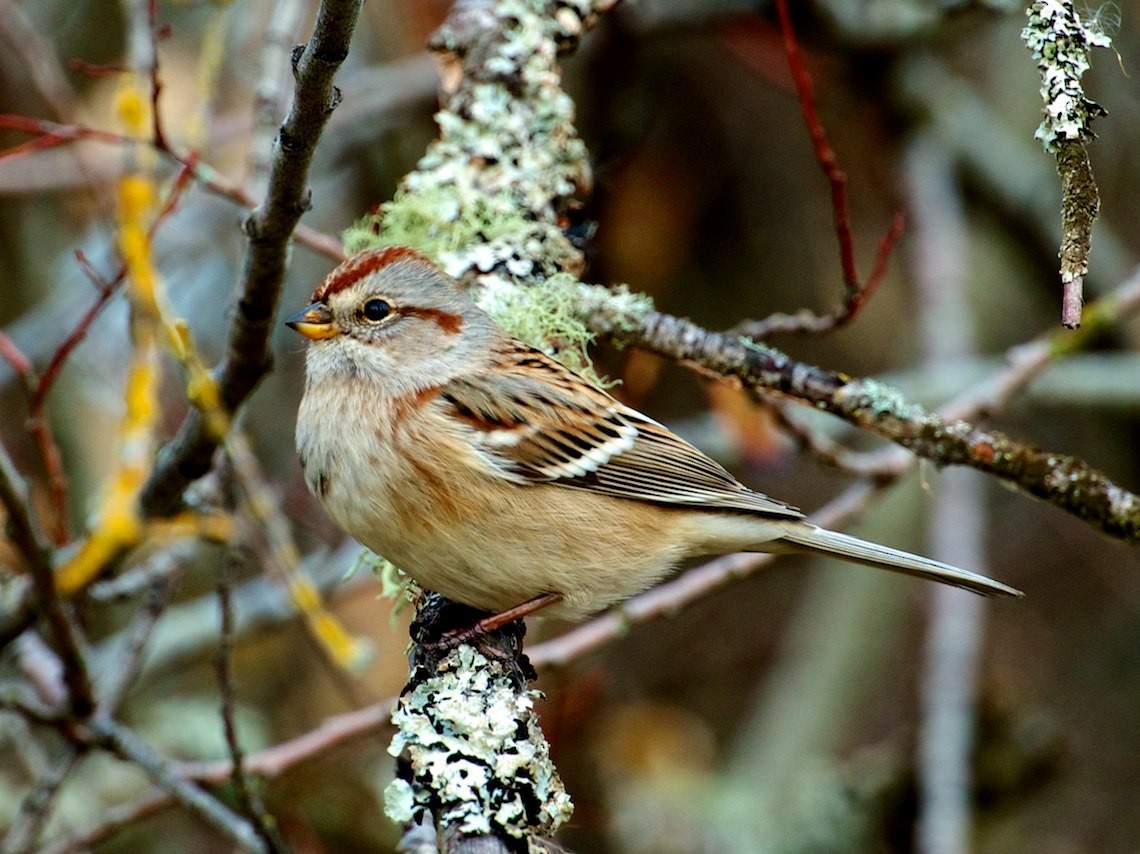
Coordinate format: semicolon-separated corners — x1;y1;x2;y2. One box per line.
475;272;606;382
739;335;791;366
838;378;925;421
345;0;596;284
1022;0;1111;151
384;646;573;838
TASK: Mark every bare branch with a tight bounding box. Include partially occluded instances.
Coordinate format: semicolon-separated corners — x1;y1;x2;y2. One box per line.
0;443;93;714
139;0;363;517
88;716;268;853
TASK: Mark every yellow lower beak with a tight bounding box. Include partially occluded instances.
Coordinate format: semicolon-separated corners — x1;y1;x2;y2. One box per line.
286;303;338;340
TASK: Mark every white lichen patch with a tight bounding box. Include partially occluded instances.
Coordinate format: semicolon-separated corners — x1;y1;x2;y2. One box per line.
343;0;601;285
1022;0;1111;151
384;646;573;839
739;335;791;364
837;378;925;421
1107;484;1137;516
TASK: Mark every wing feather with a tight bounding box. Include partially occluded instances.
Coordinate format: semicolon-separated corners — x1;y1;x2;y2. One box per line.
441;344;803;520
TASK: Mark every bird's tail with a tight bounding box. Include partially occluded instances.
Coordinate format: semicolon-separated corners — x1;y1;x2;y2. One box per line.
778;523;1021;598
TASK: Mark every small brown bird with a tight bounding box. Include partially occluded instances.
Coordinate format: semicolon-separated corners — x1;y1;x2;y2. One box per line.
287;247;1020;623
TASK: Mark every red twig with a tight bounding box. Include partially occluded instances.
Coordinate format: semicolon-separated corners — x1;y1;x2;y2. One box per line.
37;252;124;409
774;0;858;289
0;334;70;544
146;1;169;152
730;1;905;338
0;333;34;383
846;207;906;318
0;114;129;161
68;59;129;78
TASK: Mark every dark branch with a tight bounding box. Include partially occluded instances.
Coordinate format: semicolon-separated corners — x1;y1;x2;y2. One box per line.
139;0;363;517
585;297;1140;544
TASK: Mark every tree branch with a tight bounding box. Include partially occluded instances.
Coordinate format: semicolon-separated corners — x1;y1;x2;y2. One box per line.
578;275;1140;543
139;0;363;517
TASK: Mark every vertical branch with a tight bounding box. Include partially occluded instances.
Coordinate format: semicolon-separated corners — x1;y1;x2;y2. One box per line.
385;595;572;850
905;132;985;854
1022;0;1110;328
1056;140;1099;327
215;551;286;853
0;443;94;715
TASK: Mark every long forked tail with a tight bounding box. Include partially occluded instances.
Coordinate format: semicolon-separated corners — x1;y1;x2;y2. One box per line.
778;524;1022;598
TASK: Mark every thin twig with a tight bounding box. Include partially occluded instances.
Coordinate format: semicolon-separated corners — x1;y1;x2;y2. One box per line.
88;716;268;853
215;551;286;853
0;443;93;714
0;748;81;854
46;698;396;852
0;333;69;544
727;0;905;340
98;565;187;712
0;114;345;261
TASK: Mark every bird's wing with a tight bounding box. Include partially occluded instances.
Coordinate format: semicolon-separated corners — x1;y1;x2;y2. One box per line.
440;342;804;519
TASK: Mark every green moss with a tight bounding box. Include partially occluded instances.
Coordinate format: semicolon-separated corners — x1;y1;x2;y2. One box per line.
477;273;611;386
343;188;542;260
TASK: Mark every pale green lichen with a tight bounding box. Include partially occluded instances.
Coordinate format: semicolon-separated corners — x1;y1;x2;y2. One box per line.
740;335;791;364
476;273;608;384
1022;0;1111;151
345;0;594;283
341;0;627;384
839;378;925;421
571;282;657;337
384;646;573;838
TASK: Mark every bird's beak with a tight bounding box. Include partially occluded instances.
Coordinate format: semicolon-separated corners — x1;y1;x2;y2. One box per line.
285;302;338;340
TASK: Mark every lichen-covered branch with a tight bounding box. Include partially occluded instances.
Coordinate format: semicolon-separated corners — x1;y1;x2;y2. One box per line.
1022;0;1110;327
1055;139;1099;326
386;597;572;850
139;0;363;516
578;287;1140;544
345;2;620;846
345;0;618;287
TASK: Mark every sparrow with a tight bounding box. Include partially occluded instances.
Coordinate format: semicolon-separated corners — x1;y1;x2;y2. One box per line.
287;246;1020;624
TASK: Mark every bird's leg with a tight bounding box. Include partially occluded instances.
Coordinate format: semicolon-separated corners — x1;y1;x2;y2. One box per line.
435;592;563;649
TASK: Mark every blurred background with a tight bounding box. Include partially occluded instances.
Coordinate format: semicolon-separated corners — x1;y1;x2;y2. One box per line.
1;0;1139;851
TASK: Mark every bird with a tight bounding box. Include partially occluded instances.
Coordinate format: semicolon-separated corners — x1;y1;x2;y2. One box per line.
286;246;1020;627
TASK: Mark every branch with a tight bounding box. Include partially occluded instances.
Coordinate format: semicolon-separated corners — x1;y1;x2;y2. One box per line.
138;0;363;517
731;0;904;339
42;698;397;853
1022;0;1110;327
386;595;572;850
577;275;1140;544
87;716;267;853
0;443;93;714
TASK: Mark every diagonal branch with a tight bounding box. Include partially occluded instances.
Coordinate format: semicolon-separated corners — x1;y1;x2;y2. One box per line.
138;0;363;517
579;274;1140;544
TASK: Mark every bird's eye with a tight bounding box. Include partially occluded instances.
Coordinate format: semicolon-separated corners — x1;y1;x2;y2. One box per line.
361;298;391;322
